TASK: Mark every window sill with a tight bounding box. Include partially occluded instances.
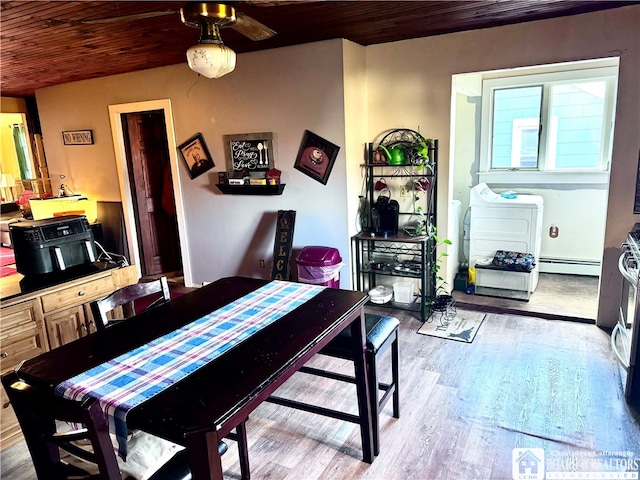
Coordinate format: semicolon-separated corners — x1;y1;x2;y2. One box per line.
477;171;609;186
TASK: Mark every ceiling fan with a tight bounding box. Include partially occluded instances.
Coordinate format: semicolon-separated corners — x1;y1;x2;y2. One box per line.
82;2;276;41
82;2;279;78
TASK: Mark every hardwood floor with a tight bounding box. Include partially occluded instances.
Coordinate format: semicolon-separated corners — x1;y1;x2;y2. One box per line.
2;306;638;479
453;273;600;322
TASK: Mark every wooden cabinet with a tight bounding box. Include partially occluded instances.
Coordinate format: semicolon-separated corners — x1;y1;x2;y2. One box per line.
45;305;89;349
0;265;138;448
0;299;46;373
0;298;47;448
41;272;118;348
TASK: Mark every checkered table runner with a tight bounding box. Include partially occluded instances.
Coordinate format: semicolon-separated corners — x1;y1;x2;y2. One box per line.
55;280;325;459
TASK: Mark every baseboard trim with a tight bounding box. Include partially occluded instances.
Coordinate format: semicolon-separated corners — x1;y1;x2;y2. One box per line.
453;299;596;324
539;258;600;276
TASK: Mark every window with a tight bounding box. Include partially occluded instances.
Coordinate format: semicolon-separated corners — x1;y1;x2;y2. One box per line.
479;62;618;184
493;86;542;169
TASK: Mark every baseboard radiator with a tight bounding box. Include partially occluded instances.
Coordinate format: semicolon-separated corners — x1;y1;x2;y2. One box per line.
539;257;600;276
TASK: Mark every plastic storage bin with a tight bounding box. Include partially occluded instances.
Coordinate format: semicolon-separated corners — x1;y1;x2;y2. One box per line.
296;246;343;288
393;281;414;304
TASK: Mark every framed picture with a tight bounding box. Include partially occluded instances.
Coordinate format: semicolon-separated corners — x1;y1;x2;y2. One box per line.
62;130;93;145
223;132;276;172
294;130;340;185
178;133;215;179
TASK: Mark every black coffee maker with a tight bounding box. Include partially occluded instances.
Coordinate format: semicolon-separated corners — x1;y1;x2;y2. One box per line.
371;195;399;237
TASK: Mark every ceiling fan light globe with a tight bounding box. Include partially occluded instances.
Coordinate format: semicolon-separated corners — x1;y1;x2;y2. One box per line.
186;43;236;79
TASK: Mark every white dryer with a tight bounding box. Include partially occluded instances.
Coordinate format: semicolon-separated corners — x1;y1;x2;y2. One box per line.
469;183;544;294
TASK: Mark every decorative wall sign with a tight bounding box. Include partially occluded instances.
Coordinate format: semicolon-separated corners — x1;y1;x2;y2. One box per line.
178;132;215;179
294;130;340;185
223;132;275;172
271;210;296;281
62;130;93;145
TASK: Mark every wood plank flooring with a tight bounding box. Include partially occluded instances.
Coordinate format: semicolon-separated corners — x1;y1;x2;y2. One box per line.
2;306;639;479
453;273;600;322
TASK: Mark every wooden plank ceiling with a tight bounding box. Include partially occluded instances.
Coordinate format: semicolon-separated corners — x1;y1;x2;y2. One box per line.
1;0;635;98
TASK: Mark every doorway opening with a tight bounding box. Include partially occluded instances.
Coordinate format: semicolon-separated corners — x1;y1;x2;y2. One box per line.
108;100;193;286
121;110;181;277
448;58;619;322
0;112;50;201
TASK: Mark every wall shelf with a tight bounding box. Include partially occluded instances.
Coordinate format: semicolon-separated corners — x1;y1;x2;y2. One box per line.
216;184;286;195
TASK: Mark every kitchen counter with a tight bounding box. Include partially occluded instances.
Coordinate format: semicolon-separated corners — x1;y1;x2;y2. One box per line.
0;262;125;302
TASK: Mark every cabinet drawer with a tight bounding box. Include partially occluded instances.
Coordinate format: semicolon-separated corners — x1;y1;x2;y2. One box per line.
112;265;139;290
0;299;42;338
41;276;115;313
0;329;46;373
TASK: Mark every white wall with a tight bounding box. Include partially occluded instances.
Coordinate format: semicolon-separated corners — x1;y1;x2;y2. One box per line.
342;41;368;281
366;5;640;327
452;92;478;265
36;39;355;288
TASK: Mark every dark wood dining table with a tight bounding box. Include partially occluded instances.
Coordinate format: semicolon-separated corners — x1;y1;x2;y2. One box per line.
13;276;373;480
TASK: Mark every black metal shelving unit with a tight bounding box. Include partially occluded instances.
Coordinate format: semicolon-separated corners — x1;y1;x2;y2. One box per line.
352;232;435;322
352;130;438;322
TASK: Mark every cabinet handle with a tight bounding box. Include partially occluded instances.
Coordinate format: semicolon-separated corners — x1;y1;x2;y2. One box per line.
81;324;88;333
78;290;85;297
0;351;8;358
3;401;10;409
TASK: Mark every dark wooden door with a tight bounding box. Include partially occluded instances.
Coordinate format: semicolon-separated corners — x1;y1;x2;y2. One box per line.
122;111;181;276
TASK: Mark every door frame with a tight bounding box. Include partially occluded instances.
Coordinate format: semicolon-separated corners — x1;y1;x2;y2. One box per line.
108;99;193;286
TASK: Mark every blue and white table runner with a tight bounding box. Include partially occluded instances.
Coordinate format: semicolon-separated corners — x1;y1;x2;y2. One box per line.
55;280;325;458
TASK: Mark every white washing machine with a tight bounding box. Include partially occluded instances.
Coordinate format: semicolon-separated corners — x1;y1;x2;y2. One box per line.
469;183;544;294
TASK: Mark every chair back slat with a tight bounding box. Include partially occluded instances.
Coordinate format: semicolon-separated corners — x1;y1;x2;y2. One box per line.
90;276;171;331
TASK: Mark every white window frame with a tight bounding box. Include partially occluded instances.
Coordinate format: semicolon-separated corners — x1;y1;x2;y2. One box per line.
479;63;618;185
511;118;539;168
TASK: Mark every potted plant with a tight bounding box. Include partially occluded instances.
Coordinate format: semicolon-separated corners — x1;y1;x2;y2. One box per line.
410;137;435;173
428;231;453;311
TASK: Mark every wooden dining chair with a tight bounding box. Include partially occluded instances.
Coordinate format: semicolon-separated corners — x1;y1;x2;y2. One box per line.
2;371;251;480
2;370;122;479
90;277;171;332
268;312;400;456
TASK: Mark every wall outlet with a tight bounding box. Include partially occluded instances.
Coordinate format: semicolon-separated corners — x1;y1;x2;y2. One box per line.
400;186;412;197
259;259;266;268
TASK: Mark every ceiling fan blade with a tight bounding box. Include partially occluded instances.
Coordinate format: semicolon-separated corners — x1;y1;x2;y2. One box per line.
81;10;177;25
230;12;276;41
245;0;314;6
